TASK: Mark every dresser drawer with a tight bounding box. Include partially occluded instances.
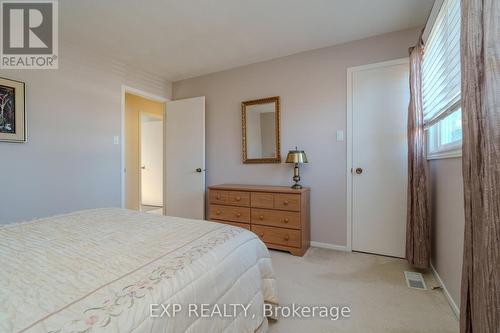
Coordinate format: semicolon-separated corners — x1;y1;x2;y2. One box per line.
251;192;274;209
210;190;250;207
252;225;301;248
251;208;301;229
274;194;301;211
214;220;251;230
209;204;250;223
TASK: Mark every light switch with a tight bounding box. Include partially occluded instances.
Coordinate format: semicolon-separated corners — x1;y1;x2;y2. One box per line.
113;136;120;145
336;130;344;142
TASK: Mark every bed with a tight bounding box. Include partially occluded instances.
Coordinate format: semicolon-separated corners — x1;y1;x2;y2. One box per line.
0;208;278;333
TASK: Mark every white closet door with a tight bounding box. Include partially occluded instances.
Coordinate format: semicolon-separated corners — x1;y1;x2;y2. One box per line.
140;115;163;206
351;59;409;258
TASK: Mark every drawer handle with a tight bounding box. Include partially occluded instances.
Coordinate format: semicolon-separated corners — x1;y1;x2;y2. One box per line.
284;235;290;241
259;215;264;220
283;200;289;205
216;210;221;215
283;218;289;224
259;232;264;237
216;194;221;199
236;212;241;218
235;196;241;201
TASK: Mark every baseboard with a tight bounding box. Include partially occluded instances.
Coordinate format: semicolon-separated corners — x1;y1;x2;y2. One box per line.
430;263;460;318
310;241;350;252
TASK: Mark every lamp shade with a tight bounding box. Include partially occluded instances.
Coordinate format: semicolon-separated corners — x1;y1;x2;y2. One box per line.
286;149;308;164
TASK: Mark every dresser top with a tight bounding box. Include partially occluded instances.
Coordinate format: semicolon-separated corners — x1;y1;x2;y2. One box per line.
209;184;310;193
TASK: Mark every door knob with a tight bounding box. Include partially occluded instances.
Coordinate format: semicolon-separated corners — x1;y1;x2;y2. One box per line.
141;165;146;170
196;168;202;172
355;168;363;175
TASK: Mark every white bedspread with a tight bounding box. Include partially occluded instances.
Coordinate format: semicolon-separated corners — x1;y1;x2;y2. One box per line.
0;208;278;333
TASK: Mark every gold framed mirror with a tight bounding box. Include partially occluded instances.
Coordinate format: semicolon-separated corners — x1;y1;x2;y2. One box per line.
241;96;281;163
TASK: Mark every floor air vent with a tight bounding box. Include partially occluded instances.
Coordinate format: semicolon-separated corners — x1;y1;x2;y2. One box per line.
404;271;427;290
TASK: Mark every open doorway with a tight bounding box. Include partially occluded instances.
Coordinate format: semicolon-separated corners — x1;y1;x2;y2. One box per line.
121;88;206;220
123;91;166;214
140;112;163;213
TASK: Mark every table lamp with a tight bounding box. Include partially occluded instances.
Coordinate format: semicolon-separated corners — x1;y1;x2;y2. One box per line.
286;147;308;189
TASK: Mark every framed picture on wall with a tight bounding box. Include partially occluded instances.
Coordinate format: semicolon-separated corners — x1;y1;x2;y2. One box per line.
0;77;26;143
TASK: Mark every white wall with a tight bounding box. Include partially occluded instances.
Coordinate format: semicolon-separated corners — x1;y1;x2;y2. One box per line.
0;46;172;224
173;27;420;246
430;157;465;312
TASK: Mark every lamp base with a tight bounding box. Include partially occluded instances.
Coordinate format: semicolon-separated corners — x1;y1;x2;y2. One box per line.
291;164;303;189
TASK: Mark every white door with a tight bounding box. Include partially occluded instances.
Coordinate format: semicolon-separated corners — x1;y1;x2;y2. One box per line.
140;114;163;206
165;96;205;219
350;59;409;258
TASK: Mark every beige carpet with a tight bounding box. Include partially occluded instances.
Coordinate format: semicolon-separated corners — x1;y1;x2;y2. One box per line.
268;248;459;333
140;205;163;215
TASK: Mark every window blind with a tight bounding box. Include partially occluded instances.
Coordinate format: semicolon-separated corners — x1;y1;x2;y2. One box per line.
422;0;461;126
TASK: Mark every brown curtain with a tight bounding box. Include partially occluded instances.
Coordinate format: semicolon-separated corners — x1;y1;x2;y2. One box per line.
460;0;500;332
406;38;431;269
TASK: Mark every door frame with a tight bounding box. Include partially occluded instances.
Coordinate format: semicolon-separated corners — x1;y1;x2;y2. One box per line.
121;85;169;210
346;58;409;252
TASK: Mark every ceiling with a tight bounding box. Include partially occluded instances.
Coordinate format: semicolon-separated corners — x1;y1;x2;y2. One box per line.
61;0;433;82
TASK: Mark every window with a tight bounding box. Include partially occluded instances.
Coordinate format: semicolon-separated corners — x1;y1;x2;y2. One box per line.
422;0;462;159
427;109;462;158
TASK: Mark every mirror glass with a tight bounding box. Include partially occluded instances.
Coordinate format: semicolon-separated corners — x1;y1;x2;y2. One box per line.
246;102;276;158
242;97;280;163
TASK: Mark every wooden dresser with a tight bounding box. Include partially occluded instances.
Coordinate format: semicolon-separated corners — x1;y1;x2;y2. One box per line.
208;184;310;256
